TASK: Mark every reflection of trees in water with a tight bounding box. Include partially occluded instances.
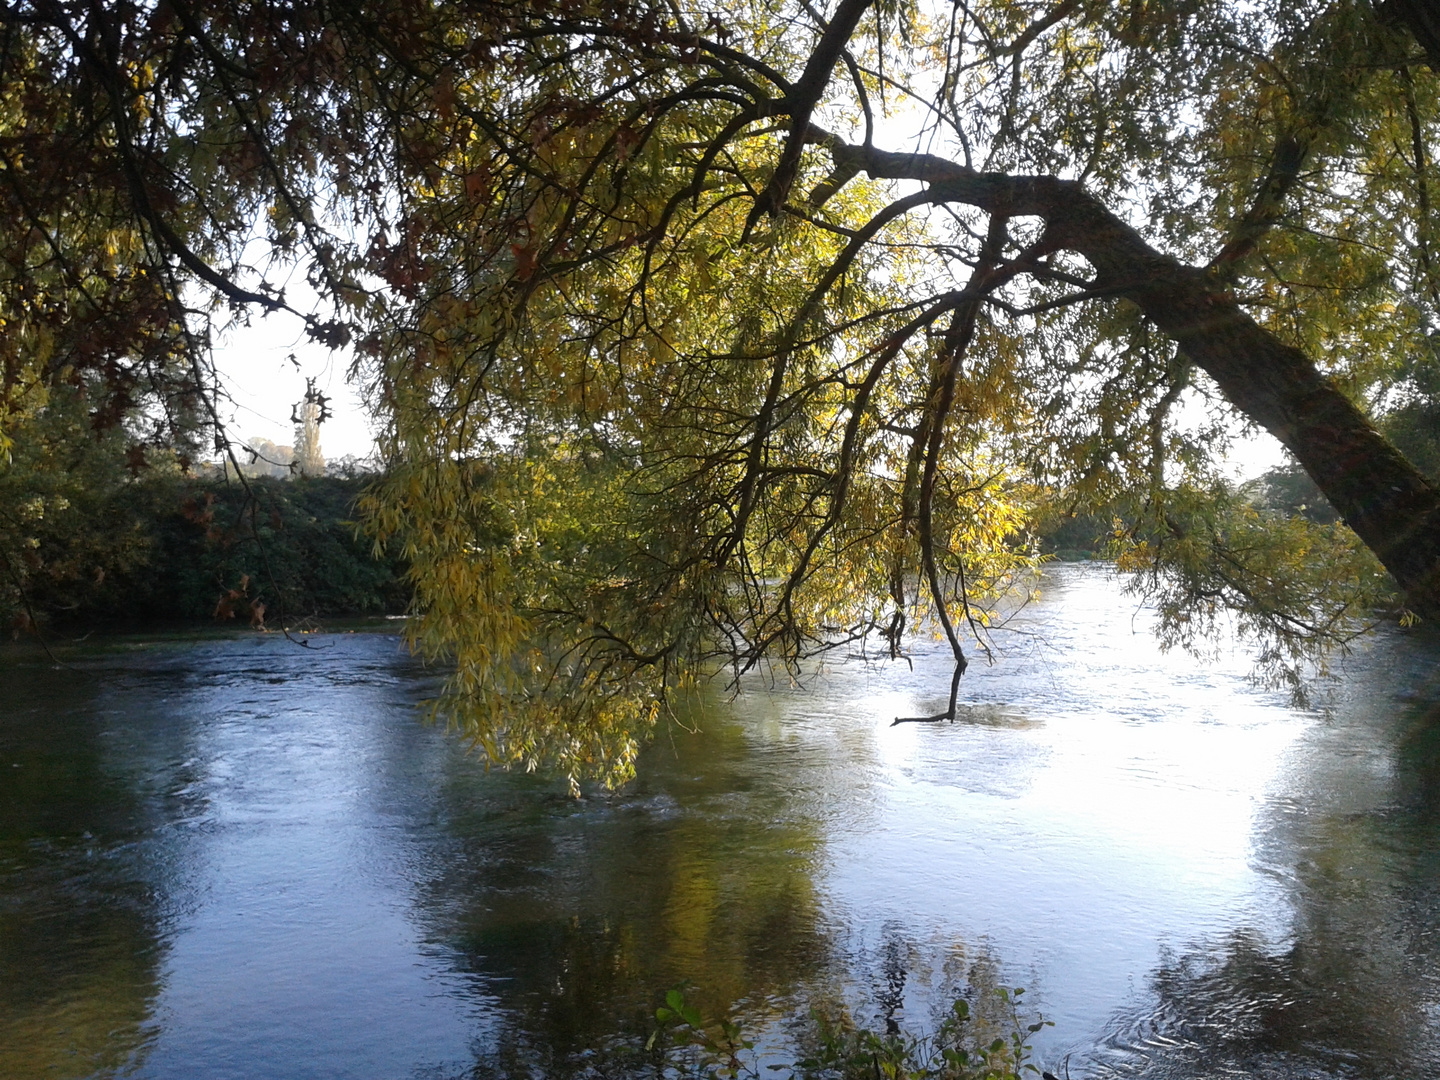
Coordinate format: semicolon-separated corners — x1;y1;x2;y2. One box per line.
0;901;161;1079
865;926;1021;1043
784;927;1033;1078
1399;697;1440;825
420;701;834;1077
1093;925;1437;1079
1092;686;1440;1080
876;926;912;1034
419;685;1045;1078
454;834;830;1078
0;662;164;1079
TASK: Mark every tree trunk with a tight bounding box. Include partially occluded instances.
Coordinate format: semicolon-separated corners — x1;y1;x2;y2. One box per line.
839;143;1440;618
1129;266;1440;620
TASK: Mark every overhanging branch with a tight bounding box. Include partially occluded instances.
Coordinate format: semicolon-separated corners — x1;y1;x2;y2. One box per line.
819;136;1440;615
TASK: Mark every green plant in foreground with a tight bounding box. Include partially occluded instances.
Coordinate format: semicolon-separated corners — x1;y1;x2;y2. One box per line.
648;986;1052;1080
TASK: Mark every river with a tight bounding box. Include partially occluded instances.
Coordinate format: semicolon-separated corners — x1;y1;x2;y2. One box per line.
2;563;1438;1078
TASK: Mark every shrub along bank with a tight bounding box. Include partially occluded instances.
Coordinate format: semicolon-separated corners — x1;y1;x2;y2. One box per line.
2;474;408;634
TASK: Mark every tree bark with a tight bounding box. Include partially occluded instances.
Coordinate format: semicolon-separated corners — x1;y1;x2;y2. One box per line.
834;142;1440;618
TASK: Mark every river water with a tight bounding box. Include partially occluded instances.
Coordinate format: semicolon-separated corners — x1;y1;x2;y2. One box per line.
2;564;1439;1079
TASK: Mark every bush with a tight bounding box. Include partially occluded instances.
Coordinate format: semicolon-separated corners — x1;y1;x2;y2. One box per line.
3;468;409;633
123;475;410;624
648;986;1051;1080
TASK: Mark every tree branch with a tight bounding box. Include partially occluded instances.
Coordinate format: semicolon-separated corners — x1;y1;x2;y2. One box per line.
745;0;872;235
824;137;1440;615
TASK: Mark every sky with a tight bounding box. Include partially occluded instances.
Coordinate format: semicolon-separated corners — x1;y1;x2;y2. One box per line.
211;307;1290;482
1222;429;1289;481
209;298;377;464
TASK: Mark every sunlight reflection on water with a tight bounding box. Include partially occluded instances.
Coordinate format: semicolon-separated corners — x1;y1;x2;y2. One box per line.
2;564;1437;1079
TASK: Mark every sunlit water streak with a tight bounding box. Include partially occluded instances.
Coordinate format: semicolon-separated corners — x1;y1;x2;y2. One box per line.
1;564;1437;1078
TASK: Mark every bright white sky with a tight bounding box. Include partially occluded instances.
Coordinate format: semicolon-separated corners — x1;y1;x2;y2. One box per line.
1178;390;1290;481
210;299;377;463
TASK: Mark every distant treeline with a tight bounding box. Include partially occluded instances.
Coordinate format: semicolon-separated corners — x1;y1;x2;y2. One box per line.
1032;463;1353;561
1034;387;1440;562
3;474;408;634
7;455;1431;633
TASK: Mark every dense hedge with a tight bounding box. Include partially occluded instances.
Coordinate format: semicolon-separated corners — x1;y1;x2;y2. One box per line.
8;474;409;631
150;475;409;624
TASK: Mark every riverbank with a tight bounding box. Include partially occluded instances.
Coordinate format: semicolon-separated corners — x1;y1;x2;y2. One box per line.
0;613;412;664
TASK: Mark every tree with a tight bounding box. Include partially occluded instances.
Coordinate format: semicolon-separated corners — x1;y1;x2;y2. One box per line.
5;0;1440;783
292;379;328;478
0;381;161;634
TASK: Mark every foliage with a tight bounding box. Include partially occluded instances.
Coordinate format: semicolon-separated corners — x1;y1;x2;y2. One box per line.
0;382;163;632
7;1;1440;781
1379;332;1440;481
232;437;296;480
129;473;410;624
345;0;1440;780
1112;479;1395;698
1246;465;1340;525
1029;502;1114;560
649;986;1049;1080
0;414;407;632
0;7;208;465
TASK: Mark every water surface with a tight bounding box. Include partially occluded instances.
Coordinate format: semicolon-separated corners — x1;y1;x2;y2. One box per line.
2;564;1438;1078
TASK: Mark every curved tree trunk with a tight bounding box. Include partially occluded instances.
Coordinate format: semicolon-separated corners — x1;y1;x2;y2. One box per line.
1117;260;1440;621
834;142;1440;618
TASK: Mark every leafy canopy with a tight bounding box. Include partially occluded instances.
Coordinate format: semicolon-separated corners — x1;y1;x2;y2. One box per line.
5;0;1440;784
